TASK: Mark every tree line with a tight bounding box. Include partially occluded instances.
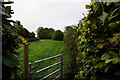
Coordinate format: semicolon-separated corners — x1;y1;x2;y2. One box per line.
36;27;64;41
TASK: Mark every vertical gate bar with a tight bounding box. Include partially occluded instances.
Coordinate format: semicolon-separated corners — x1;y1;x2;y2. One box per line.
60;54;63;78
34;63;36;80
29;63;32;80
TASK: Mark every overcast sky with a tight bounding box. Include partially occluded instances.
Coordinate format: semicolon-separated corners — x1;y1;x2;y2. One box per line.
11;0;91;33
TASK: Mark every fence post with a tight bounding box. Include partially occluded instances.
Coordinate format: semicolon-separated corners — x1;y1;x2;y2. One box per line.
34;63;36;80
29;63;32;80
60;54;63;78
23;43;29;80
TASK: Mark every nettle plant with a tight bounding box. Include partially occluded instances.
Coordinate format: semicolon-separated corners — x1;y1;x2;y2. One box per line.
75;2;120;80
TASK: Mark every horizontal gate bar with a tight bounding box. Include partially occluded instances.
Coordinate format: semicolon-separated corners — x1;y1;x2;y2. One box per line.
54;75;60;80
35;54;62;63
30;72;34;74
36;62;61;74
40;68;60;80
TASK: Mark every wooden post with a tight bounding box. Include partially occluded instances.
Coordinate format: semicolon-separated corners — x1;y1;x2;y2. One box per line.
23;43;29;80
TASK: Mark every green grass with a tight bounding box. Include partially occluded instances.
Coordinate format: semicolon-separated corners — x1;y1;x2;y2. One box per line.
17;39;68;79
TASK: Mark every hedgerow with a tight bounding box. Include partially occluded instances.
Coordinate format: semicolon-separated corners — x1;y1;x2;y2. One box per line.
75;2;120;80
64;26;78;79
2;2;20;79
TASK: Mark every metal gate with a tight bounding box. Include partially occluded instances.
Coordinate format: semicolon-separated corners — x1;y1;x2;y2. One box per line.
29;54;63;80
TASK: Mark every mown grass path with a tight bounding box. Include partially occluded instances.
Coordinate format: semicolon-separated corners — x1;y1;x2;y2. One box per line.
17;39;67;79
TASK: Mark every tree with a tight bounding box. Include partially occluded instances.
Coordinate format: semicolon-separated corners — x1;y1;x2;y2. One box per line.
37;27;55;39
52;30;64;41
30;32;35;38
14;20;32;38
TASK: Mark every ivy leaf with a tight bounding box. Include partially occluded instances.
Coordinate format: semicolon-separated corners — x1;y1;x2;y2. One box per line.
108;22;119;31
105;57;120;64
6;6;11;13
91;24;97;31
111;57;120;64
85;5;91;9
98;12;109;24
101;53;110;60
97;43;105;49
105;59;112;63
109;51;117;56
3;53;19;67
95;62;106;68
104;66;109;72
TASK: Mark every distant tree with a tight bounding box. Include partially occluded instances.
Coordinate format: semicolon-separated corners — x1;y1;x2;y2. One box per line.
30;32;35;38
14;21;32;38
37;27;55;39
52;30;64;41
37;27;43;38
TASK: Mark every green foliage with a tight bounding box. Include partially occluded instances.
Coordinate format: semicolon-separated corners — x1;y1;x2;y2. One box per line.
64;26;78;79
75;2;120;80
30;32;35;38
37;27;55;39
2;3;20;80
85;5;91;9
52;30;64;41
14;20;35;38
3;53;19;67
25;37;40;42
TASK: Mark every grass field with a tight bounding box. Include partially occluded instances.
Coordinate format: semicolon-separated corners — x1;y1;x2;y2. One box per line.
17;39;68;79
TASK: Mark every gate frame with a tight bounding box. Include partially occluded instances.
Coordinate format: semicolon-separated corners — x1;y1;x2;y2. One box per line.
29;54;63;80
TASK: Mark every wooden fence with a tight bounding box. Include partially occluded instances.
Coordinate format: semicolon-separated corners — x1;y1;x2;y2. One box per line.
29;54;63;80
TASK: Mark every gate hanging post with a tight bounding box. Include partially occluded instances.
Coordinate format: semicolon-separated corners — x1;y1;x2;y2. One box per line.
23;41;30;80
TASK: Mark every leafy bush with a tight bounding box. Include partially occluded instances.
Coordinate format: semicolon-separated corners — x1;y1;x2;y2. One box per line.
75;2;120;80
52;30;64;41
25;37;40;42
64;26;78;79
14;20;35;38
2;3;20;80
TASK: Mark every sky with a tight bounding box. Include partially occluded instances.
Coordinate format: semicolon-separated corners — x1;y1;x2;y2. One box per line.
10;0;91;33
